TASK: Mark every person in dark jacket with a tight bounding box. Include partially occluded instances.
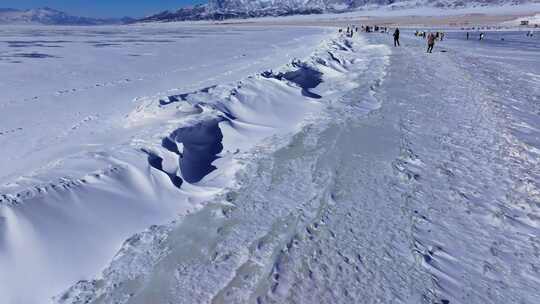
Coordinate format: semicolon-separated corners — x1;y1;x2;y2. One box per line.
393;28;400;47
427;32;435;53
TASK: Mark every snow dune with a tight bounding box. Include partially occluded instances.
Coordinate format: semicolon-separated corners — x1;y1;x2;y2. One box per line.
55;33;386;304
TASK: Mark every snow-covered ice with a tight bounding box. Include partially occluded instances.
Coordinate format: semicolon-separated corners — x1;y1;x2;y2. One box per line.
1;21;540;304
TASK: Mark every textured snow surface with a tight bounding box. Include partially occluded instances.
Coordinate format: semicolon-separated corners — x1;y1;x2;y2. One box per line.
56;31;540;304
1;24;540;304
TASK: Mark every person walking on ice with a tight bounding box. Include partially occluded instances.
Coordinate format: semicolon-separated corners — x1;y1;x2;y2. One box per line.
393;28;400;47
427;32;435;53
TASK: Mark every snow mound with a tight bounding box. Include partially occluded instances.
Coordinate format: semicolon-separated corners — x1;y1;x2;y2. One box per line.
0;25;331;304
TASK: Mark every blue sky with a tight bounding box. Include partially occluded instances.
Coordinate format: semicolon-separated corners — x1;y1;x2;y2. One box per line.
1;0;206;18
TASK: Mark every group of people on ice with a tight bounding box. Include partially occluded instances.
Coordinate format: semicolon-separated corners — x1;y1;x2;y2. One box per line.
339;25;392;38
415;30;445;41
469;32;486;40
339;24;444;53
340;24;445;53
412;30;445;52
339;26;358;38
364;25;389;33
397;29;442;53
340;23;537;54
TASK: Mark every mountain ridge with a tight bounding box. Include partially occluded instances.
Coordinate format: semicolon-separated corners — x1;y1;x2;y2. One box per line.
140;0;535;22
1;1;536;25
0;7;133;25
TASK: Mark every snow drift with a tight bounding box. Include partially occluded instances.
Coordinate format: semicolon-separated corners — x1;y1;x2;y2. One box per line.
53;34;388;304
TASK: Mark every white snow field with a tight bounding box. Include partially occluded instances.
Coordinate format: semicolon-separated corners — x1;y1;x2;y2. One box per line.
0;24;332;304
1;23;540;304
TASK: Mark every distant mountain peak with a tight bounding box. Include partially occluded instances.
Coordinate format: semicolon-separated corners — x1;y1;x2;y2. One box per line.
0;7;129;25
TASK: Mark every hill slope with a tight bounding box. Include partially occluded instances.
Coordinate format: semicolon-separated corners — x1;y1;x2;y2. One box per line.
0;7;131;25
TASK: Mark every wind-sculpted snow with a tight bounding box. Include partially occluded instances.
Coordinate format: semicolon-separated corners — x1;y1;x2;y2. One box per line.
171;119;225;183
262;62;324;98
143;118;225;186
54;35;393;304
143;148;184;188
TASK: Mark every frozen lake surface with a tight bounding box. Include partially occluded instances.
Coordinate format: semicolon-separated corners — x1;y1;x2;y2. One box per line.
0;24;329;185
1;24;539;304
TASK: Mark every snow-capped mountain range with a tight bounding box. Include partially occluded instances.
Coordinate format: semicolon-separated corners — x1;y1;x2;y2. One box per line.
141;0;534;22
207;0;530;12
0;1;535;24
0;7;132;25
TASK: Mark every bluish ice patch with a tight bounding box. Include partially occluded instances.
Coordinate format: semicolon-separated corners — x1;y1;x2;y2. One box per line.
7;52;59;59
112;39;175;43
5;40;64;48
93;43;122;47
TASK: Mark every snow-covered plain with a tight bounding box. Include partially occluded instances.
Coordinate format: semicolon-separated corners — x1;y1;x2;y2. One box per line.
0;24;332;304
1;21;540;304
